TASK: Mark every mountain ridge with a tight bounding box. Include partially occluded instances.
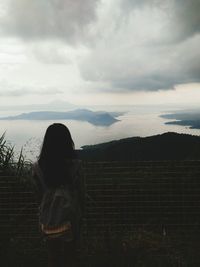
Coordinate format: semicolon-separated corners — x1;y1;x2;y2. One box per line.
161;110;200;129
0;109;120;126
78;132;200;161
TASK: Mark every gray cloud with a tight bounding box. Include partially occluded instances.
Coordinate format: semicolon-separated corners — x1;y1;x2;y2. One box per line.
32;43;72;64
120;0;200;42
1;0;99;44
79;0;200;92
120;0;165;10
1;0;200;93
81;34;200;91
1;0;200;46
170;0;200;42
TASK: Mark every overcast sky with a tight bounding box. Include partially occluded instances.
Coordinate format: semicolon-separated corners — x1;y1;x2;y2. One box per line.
0;0;200;107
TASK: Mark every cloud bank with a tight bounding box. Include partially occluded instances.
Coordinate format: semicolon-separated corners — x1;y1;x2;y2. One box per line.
79;0;200;91
1;0;99;44
0;0;200;92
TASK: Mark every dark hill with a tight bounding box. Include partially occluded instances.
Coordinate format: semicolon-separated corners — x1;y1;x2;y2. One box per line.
78;132;200;161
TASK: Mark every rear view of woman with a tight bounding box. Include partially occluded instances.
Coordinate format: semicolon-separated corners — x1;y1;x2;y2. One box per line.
32;123;84;267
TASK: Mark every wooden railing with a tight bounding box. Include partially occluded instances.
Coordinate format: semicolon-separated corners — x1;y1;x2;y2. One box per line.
1;161;200;237
83;161;200;241
1;160;200;265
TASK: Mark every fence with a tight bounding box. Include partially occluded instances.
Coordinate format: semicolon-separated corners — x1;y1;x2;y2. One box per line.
0;160;200;266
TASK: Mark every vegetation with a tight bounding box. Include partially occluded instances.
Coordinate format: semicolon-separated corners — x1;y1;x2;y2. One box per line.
0;133;32;178
0;134;40;267
81;228;194;266
79;132;200;161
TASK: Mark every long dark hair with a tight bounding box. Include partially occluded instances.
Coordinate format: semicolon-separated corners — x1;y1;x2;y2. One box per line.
38;123;77;187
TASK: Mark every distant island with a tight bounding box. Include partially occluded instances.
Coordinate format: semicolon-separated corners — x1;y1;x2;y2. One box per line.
161;110;200;129
0;109;122;126
78;132;200;161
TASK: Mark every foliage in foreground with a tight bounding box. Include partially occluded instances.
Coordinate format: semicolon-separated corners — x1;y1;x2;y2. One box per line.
0;133;32;178
81;227;200;267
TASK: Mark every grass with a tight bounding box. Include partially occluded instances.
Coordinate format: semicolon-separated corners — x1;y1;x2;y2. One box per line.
0;132;32;179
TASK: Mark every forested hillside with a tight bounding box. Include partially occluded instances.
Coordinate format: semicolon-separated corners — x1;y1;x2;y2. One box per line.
78;132;200;161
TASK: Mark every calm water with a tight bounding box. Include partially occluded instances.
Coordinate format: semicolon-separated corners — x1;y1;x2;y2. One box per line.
0;105;200;161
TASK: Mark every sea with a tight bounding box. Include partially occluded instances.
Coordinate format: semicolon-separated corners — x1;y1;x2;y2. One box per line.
0;104;200;162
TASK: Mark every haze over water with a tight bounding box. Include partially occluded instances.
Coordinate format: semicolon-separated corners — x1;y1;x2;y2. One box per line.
1;105;200;161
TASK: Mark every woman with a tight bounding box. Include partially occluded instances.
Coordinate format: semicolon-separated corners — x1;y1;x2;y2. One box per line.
32;123;84;267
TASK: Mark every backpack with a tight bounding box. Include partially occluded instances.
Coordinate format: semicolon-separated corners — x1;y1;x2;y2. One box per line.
34;162;77;236
39;185;76;227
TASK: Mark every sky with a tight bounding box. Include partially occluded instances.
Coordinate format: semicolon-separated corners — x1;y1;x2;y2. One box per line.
0;0;200;107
